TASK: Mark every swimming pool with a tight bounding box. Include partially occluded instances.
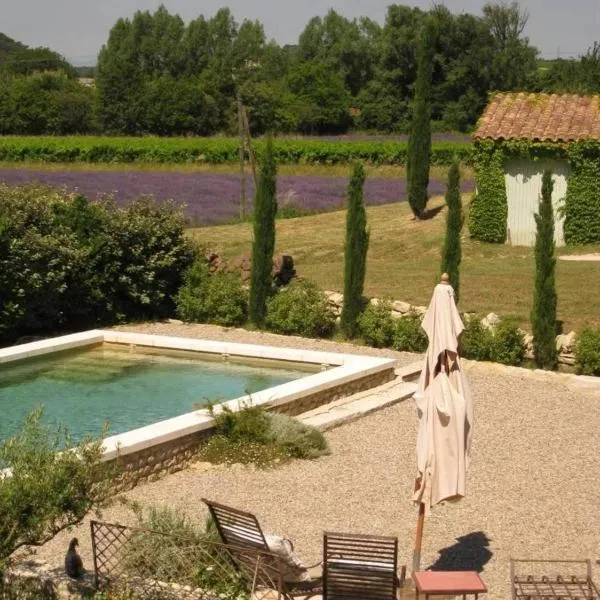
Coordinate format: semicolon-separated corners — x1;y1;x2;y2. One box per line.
0;343;310;442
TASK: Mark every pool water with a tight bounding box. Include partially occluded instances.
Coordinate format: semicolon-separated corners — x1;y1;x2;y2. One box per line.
0;344;309;442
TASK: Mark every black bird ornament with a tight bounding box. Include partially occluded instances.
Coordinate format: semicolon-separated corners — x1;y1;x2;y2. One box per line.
64;537;84;579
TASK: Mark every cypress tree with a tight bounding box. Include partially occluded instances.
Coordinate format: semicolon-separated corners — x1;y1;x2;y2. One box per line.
531;170;558;370
341;163;369;339
407;18;434;219
441;161;462;303
249;138;277;327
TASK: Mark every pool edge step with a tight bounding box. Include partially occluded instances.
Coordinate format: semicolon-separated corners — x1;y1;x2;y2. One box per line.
298;378;417;432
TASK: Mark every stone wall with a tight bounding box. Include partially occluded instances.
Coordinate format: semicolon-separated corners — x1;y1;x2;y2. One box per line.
104;367;396;492
269;367;396;417
324;290;578;366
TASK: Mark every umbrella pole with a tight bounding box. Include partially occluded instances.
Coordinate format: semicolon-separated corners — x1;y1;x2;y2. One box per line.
412;502;425;573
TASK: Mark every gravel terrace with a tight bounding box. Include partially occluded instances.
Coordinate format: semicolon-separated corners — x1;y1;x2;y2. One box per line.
18;324;600;599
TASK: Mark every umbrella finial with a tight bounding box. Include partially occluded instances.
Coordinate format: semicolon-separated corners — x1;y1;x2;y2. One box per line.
440;272;450;284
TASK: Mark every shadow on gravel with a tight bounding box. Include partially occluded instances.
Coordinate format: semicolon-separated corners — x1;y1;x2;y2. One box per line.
428;531;493;572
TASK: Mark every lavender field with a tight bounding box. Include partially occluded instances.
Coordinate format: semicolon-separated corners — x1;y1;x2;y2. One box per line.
0;168;475;225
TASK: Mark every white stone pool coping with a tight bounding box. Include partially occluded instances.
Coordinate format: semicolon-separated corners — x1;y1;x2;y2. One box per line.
0;330;397;461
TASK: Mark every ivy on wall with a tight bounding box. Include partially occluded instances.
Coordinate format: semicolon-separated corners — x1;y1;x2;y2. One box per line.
470;139;600;245
469;141;507;243
564;142;600;244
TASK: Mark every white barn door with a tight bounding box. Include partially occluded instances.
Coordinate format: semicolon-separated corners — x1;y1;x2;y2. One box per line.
505;159;568;246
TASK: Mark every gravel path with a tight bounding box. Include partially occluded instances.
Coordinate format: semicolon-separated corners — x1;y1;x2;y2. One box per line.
17;325;600;599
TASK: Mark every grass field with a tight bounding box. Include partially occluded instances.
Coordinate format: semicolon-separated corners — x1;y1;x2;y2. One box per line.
193;196;600;333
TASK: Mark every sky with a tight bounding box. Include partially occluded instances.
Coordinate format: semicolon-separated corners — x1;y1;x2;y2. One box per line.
1;0;599;65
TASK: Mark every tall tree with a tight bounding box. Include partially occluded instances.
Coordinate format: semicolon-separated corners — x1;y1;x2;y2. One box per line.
483;1;538;90
407;17;434;219
341;163;369;338
531;170;558;370
249;138;278;327
441;161;463;302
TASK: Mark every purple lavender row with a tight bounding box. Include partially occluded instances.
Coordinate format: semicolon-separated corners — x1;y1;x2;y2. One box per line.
0;169;475;225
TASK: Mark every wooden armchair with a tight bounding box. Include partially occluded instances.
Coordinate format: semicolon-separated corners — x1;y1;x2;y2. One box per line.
202;498;322;599
323;531;405;600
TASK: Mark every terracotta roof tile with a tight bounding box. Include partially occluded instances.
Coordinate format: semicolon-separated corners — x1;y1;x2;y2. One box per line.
473;93;600;142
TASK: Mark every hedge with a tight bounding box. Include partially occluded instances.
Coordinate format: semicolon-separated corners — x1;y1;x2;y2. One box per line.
0;136;473;166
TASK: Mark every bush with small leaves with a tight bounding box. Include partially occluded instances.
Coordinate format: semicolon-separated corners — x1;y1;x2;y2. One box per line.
199;400;329;467
392;312;428;353
460;318;493;361
177;261;248;327
490;321;526;366
358;300;395;348
121;503;245;599
266;280;336;338
268;412;329;459
575;328;600;376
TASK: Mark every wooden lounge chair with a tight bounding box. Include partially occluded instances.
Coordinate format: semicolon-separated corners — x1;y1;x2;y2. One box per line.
323;531;405;600
202;498;322;599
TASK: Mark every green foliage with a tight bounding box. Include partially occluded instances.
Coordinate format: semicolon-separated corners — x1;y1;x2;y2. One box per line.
460;318;493;361
199;401;329;467
249;138;277;327
0;136;474;165
531;170;558;370
0;184;194;343
471;138;600;245
358;300;395;348
564;144;600;244
266;280;336;338
341;163;369;339
0;408;110;568
267;412;329;459
441;160;463;302
460;317;525;366
286;62;352;134
121;503;247;599
407;18;434;218
574;328;600;376
469;141;507;243
0;71;96;135
1;2;541;136
490;321;526;365
177;261;248;327
392;312;428;353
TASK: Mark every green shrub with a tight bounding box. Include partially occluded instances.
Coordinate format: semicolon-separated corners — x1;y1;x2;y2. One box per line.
460;318;493;361
490;321;526;366
358;301;394;348
177;261;248;327
575;328;600;375
199;401;329;467
266;280;336;338
392;312;428;353
0;184;194;344
0;408;110;570
268;413;329;459
121;504;245;599
211;401;271;445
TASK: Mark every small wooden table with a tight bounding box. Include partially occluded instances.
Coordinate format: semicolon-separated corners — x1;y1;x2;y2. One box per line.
413;571;487;599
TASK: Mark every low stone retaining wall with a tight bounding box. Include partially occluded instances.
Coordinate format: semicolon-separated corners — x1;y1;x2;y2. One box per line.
324;290;578;366
107;366;396;492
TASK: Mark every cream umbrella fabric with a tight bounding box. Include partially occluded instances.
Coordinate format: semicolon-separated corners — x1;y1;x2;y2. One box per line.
413;280;473;510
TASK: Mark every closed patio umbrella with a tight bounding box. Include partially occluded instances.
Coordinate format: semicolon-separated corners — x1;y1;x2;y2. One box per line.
412;273;473;572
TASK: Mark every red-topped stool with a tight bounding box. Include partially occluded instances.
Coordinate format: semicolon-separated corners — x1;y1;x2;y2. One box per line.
413;571;487;599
